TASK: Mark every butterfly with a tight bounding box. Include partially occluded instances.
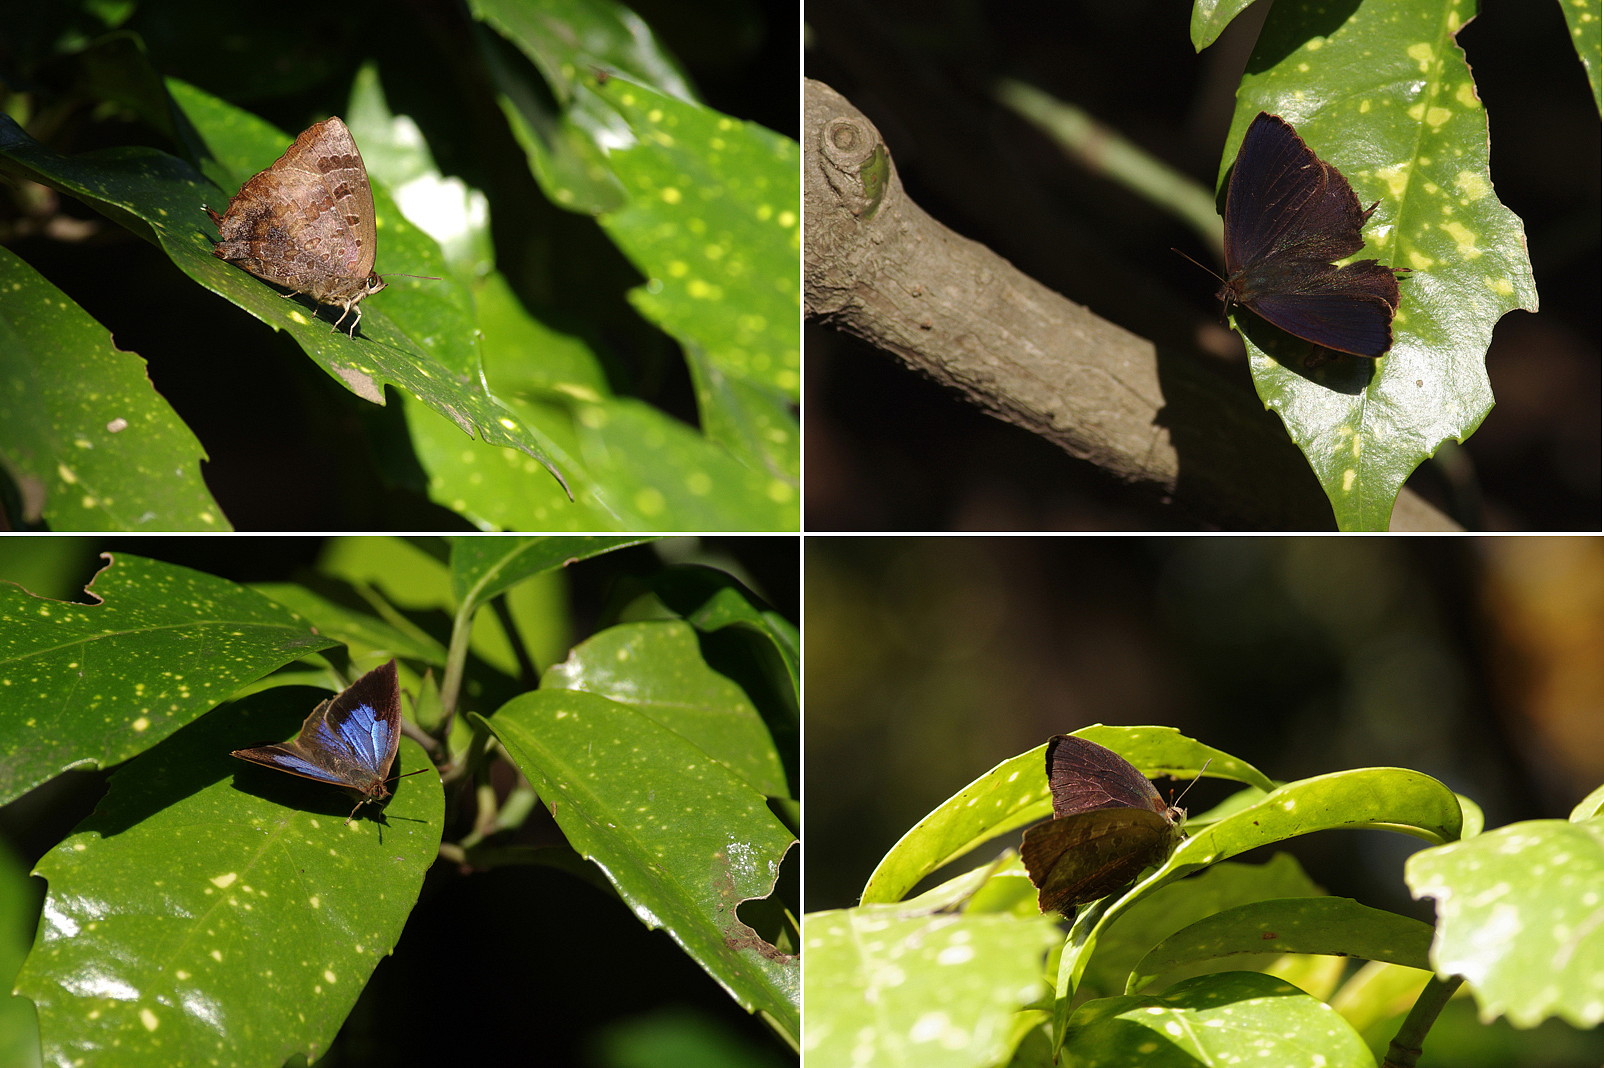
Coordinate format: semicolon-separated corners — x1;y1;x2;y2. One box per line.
1215;112;1409;358
1019;735;1190;913
231;659;418;823
206;118;387;336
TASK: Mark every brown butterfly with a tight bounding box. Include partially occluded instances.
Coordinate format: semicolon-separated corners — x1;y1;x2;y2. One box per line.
1019;736;1189;913
207;117;387;335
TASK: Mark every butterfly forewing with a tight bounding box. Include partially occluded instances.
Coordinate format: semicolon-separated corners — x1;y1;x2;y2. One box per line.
309;670;400;773
1046;735;1169;818
1223;114;1330;271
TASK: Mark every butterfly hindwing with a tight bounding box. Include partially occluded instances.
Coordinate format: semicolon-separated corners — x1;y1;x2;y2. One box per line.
1248;289;1395;357
1020;806;1180;913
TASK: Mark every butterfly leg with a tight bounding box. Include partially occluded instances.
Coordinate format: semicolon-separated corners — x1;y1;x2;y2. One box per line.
330;302;360;335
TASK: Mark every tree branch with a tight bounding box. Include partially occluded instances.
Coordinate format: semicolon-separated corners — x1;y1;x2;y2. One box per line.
803;78;1454;531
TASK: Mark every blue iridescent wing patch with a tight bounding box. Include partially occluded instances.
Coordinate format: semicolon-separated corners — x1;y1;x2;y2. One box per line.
231;659;404;820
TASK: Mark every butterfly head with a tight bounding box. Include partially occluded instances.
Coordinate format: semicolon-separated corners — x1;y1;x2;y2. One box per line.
343;781;392;825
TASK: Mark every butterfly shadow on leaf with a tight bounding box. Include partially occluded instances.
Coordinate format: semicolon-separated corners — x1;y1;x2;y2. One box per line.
1236;312;1377;394
229;759;426;820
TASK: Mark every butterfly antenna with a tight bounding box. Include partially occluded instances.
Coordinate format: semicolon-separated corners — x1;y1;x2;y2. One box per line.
1171;247;1224;285
1172;248;1240;322
1169;756;1214;808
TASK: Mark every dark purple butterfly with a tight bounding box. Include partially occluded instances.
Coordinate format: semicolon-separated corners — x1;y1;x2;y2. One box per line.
231;659;412;823
1213;112;1408;359
1019;735;1187;913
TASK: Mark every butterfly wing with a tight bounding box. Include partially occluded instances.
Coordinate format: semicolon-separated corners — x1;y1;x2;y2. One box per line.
231;660;402;803
307;659;402;792
1224;113;1370;273
1219;113;1405;357
1045;735;1168;818
1244;274;1399;357
231;738;356;786
291;118;380;282
210;117;383;314
1020;807;1180;912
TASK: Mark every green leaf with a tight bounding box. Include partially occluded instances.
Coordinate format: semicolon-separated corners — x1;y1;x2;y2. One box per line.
14;682;443;1068
1078;854;1324;1000
593;78;801;473
0;837;40;1063
0;245;226;531
316;537;452;610
1571;782;1604;822
1331;959;1437;1040
1557;0;1603;113
315;536;560;679
476;676;797;1037
1406;816;1604;1029
1049;765;1460;1041
476;268;613;396
1129;897;1435;992
362;2;803;529
685;352;802;490
588;77;799;395
802;907;1061;1068
473;0;697;118
249;582;449;666
474;0;690;215
652;563;801;717
448;534;649;607
0;554;338;805
1212;1;1536;530
407;389;798;529
1174;767;1463;875
1189;0;1261;50
479;9;799;508
1065;971;1374;1066
542;620;788;798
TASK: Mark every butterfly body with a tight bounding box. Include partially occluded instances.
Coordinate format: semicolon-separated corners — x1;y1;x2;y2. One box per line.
1218;112;1408;359
207;117;387;335
1020;735;1187;913
231;659;404;822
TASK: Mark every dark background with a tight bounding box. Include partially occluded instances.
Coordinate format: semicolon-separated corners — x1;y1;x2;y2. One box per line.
0;535;798;1067
804;536;1604;1063
804;0;1600;531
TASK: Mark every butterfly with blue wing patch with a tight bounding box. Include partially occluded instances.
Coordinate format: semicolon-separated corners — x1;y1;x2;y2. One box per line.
232;659;419;823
